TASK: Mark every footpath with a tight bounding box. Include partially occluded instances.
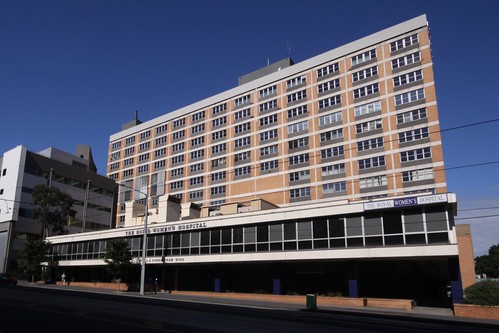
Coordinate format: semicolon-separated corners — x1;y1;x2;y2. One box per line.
17;280;498;325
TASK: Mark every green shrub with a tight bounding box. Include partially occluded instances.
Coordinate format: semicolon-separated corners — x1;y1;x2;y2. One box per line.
464;280;499;306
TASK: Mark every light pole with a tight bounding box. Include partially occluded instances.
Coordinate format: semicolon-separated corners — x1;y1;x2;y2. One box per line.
118;181;149;296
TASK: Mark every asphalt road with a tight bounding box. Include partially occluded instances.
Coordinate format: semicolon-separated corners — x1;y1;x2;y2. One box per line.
0;284;497;333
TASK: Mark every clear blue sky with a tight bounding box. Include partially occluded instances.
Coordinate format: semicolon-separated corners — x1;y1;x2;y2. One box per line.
1;1;498;256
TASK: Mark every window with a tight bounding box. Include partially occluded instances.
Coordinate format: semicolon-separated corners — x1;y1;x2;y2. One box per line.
287;121;308;134
191;123;205;134
397;108;427;124
154;148;167;157
171;155;184;165
289;170;310;182
124;158;134;166
155;136;167;146
190;149;204;159
359;175;387;189
172;142;184;152
320;129;343;142
260;99;278;112
353;83;379;99
138;153;149;162
260;160;278;171
321;163;345;176
398;127;429;143
211;171;226;182
321;146;344;159
235;166;251;177
393;70;423;87
170;180;183;190
319;111;342;126
317;63;339;77
400;147;431;162
212;129;227;140
290;187;310;198
235;136;251;148
322;181;346;194
395;88;425;106
317;78;340;93
288;105;308;118
288;137;308;150
212;116;227;127
139;142;150;151
110;152;120;161
173;118;185;128
390;34;418;52
110;162;120;170
356;119;382;133
235;122;250;134
125;136;135;145
234;151;250;162
260;129;278;141
190;163;204;173
124;147;135;156
111;141;121;150
392;52;421;69
235;108;251;120
260;114;278;127
156;124;167;134
211;143;226;154
191;110;205;122
287;90;307;103
260;144;278;156
172;130;185;140
351;49;376;66
140;131;151;140
211;186;226;196
123;169;133;177
234;94;250;107
318;95;341;109
154;160;165;169
402;168;434;182
212;157;226;167
289;153;309;166
287;75;306;89
213;103;227;115
171;168;184;177
260;85;277;98
357;137;384;151
190;176;203;186
358;156;385;170
352;66;377;82
354;100;381;117
191;136;205;146
190;190;203;200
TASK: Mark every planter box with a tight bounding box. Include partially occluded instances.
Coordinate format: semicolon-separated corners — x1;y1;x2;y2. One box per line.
66;281;129;291
454;304;499;321
366;298;415;310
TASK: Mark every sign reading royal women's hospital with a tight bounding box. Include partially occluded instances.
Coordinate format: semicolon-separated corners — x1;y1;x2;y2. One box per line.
363;194;448;211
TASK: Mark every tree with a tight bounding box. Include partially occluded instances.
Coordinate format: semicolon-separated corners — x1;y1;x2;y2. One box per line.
104;238;133;289
464;280;499;306
18;237;52;283
32;184;76;238
475;244;499;278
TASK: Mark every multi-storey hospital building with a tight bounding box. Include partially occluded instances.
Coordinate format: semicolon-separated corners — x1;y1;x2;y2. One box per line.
46;15;476;306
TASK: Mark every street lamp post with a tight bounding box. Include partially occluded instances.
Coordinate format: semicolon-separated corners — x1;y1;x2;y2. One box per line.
118;182;149;296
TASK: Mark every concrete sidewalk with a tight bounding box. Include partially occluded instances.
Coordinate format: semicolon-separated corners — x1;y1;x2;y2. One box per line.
19;279;495;324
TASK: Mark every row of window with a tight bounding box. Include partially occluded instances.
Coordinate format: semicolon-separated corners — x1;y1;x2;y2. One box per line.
49;203;452;262
110;105;429;173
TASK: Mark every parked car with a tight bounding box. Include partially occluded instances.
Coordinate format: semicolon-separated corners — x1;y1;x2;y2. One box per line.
0;273;18;286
